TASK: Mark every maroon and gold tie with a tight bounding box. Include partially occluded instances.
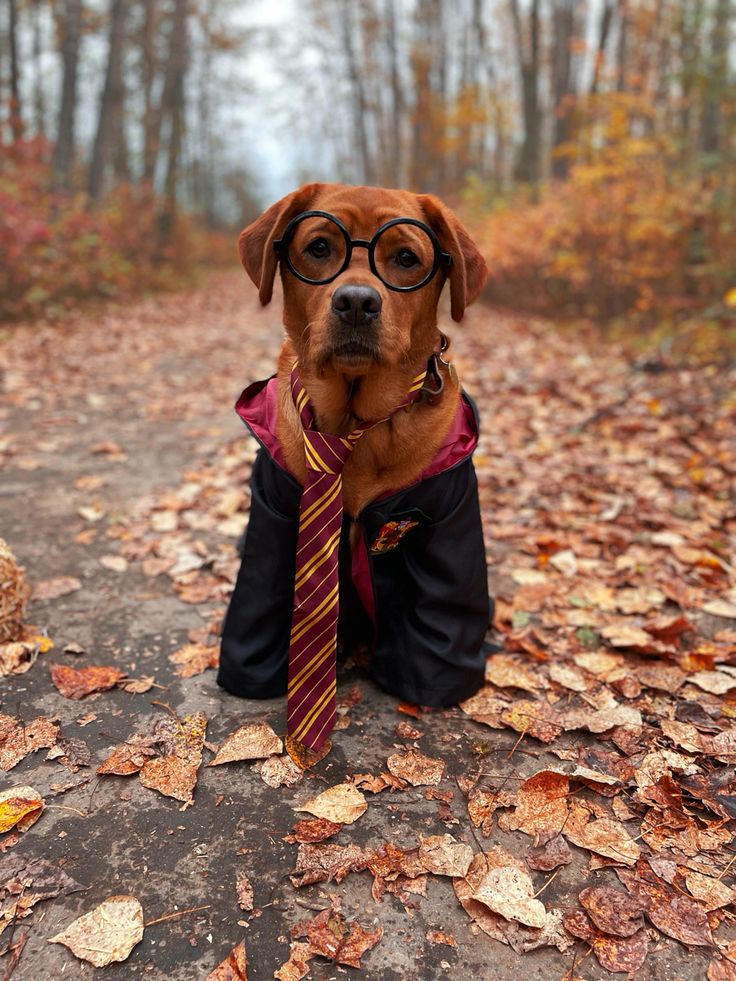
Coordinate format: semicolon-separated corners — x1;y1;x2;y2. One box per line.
285;365;427;759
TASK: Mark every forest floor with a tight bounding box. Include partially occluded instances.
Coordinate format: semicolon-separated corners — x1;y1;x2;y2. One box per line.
1;270;735;981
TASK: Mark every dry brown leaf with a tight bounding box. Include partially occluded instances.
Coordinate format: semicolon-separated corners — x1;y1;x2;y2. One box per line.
526;834;572;871
562;908;648;973
0;715;59;771
500;699;563;743
32;576;82;601
460;687;509;728
210;723;282;765
98;735;158;776
290;843;370;888
601;624;654;648
48;895;143;967
485;654;545;692
685;871;735;910
49;662;125;699
138;711;206;805
386;749;444;786
688;670;736;695
285;818;343;844
302;908;382;968
703;600;736;619
579;885;645;937
471;865;547;928
0;785;44;833
274;941;313;981
257;754;303;788
506;770;569;841
236;876;254;912
617;864;714;946
207;940;247;980
294;784;367;825
418;834;473;877
454;851;573;954
169;642;219;678
467;787;515;836
426;929;457;947
119;676;155;693
566;816;640;865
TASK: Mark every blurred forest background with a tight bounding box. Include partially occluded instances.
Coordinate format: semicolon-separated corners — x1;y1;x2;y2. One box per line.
1;0;734;352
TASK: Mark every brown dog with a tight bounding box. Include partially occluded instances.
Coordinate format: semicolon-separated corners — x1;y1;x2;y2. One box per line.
237;182;488;517
218;182;492;742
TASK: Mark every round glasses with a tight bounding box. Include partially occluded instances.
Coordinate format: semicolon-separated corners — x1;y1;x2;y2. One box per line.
273;211;452;292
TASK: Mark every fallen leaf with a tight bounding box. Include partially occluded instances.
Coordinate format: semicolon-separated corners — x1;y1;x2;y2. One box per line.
169;642;219;678
688;670;736;695
703;600;736;619
579;885;645;937
562;908;648;973
500;699;563;743
274;941;313;981
207;939;247;980
290;843;369;888
471;865;547;928
49;662;125;699
119;675;155;694
685;871;735;910
31;577;82;601
98;735;158;776
386;749;444;786
506;770;569;841
301;908;382;968
0;715;59;771
236;876;254;912
285;818;343;844
617;863;714;946
139;711;207;805
426;929;457;947
258;754;303;788
526;835;572;871
294;784;367;825
48;895;143;967
485;654;544;692
0;786;44;833
210;723;282;765
418;834;473;877
99;555;128;573
566;816;640;865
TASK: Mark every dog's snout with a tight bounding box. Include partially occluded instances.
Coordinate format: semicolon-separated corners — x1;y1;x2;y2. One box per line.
331;284;382;326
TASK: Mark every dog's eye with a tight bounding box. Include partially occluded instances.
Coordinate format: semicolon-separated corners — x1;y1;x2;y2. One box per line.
396;249;419;268
306;238;331;259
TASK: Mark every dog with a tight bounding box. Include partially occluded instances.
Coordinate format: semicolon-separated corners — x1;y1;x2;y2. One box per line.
217;183;492;750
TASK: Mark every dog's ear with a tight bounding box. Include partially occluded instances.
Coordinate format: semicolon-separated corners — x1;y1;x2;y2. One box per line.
238;183;322;305
418;194;488;322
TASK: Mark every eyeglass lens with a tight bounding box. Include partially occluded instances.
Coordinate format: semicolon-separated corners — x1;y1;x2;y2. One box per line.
285;215;436;289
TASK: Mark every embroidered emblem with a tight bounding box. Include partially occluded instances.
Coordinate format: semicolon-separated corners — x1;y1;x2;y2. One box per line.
370;519;419;555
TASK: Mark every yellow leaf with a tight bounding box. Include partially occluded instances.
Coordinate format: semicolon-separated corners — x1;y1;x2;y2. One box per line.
724;287;736;308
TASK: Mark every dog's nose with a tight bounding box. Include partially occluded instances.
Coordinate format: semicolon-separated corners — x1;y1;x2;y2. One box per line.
331;284;382;326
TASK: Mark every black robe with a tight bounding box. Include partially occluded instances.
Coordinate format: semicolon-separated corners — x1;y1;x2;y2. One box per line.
217;376;492;708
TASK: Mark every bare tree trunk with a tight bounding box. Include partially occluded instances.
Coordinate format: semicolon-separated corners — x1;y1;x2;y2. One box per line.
88;0;128;199
616;0;629;92
8;0;23;141
141;0;161;183
385;0;404;185
160;0;188;236
550;0;578;179
52;0;83;189
409;0;433;190
340;0;373;184
510;0;541;185
32;0;46;137
702;0;732;158
590;0;615;95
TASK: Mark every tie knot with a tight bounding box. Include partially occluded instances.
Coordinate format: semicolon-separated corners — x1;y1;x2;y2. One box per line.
303;429;357;475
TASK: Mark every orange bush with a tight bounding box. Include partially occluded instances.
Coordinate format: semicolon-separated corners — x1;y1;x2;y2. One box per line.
0;139;233;322
468;98;736;324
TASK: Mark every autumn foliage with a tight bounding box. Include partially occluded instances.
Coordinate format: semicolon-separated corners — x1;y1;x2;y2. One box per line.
0;140;232;322
470;97;736;325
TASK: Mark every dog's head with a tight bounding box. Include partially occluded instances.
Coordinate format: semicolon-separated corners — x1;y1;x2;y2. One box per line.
237;183;487;375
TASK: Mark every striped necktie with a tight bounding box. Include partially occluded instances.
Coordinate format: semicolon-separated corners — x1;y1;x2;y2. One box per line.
286;365;427;761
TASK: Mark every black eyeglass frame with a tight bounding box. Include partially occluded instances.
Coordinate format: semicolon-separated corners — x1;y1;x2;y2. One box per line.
273;210;452;292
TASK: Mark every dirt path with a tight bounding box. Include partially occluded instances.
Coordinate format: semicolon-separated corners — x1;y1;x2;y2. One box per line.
1;271;735;980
